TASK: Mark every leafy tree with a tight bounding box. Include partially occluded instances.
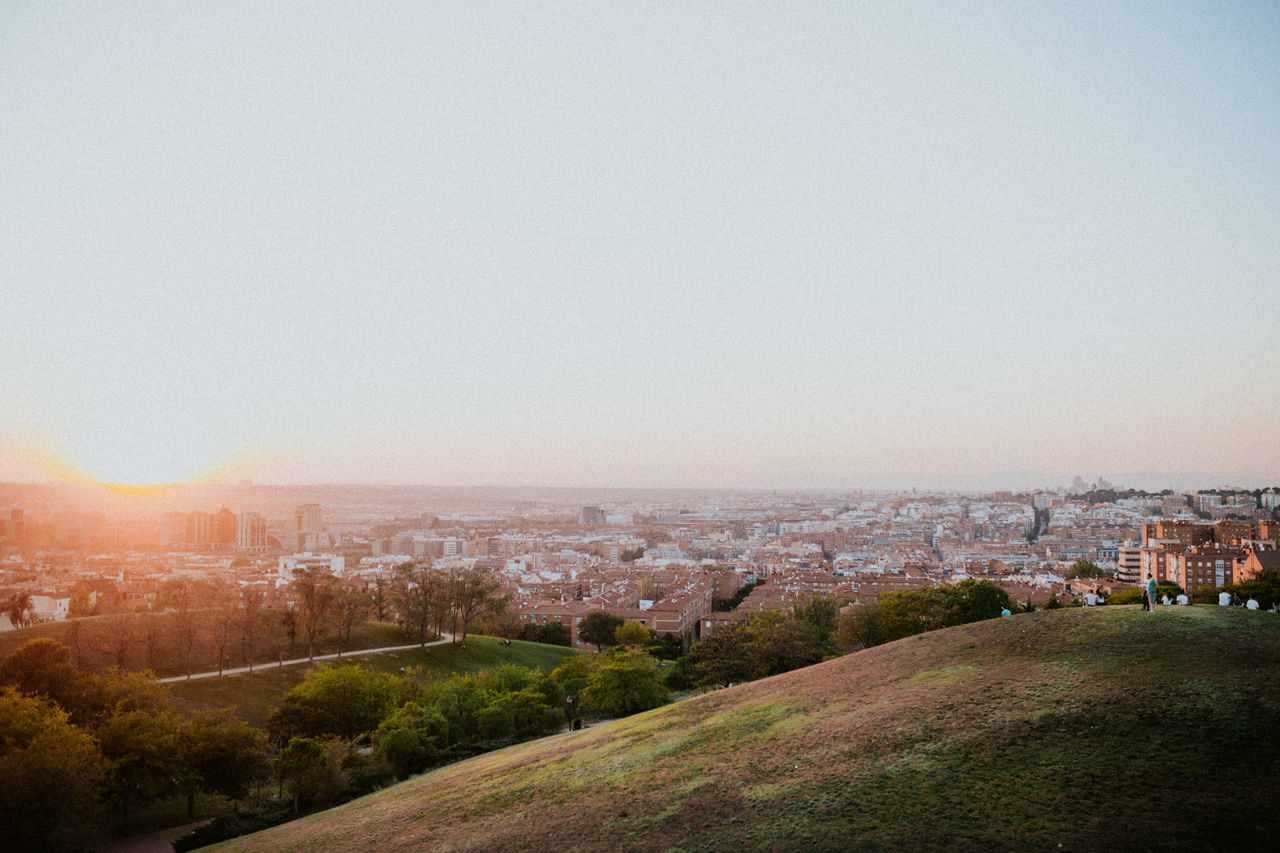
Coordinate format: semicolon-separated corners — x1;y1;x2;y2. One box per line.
273;737;347;812
268;664;396;742
97;708;180;830
374;702;449;779
744;610;825;675
0;688;105;852
1066;560;1112;580
176;711;269;817
1044;594;1063;610
615;621;652;647
620;547;644;562
687;623;758;687
943;579;1013;625
550;655;591;701
519;621;570;646
577;611;624;651
837;602;888;651
0;638;93;721
581;647;668;716
789;595;841;647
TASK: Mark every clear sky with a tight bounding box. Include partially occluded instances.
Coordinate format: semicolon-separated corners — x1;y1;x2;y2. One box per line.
2;2;1277;489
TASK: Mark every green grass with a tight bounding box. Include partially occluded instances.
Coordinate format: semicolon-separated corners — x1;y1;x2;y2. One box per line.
203;606;1280;852
0;614;405;679
168;636;582;728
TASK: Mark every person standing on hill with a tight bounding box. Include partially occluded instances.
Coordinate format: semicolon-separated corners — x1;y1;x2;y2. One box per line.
1147;576;1158;614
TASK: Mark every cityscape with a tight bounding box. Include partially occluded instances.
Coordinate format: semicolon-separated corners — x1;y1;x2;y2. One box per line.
2;1;1278;850
3;480;1280;641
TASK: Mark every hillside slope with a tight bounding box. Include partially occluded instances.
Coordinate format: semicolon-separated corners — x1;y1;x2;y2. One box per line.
206;607;1280;852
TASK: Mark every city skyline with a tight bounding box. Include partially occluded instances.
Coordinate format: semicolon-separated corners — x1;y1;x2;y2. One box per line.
3;3;1278;489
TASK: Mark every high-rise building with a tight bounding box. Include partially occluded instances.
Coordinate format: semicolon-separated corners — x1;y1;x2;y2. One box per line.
235;512;267;552
186;511;212;548
213;507;237;549
579;505;605;526
295;503;324;549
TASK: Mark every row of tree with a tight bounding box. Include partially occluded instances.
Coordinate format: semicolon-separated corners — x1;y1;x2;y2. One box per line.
4;561;511;680
0;638;268;851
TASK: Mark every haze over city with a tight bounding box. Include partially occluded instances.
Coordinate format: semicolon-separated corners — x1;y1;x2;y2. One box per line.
3;2;1277;491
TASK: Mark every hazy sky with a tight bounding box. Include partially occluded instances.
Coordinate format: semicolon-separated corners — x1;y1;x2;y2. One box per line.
2;2;1278;489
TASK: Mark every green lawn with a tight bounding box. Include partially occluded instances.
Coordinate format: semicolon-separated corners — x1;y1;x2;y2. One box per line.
167;636;582;728
0;614;405;679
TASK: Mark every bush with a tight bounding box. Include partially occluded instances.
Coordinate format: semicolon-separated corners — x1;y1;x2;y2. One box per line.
581;647;668;716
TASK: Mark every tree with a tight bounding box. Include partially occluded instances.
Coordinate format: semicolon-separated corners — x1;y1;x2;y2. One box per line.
163;579;200;679
3;591;35;629
942;579;1012;625
614;621;652;648
578;611;625;652
549;655;591;700
176;711;269;817
374;702;449;779
273;737;347;812
789;595;841;647
268;664;396;742
687;623;758;687
333;583;370;655
449;565;507;643
238;586;265;672
520;621;570;646
391;561;442;645
743;611;825;675
291;568;337;660
97;709;180;830
209;588;237;675
1066;560;1111;580
0;638;92;721
580;647;668;716
0;688;106;852
370;571;390;622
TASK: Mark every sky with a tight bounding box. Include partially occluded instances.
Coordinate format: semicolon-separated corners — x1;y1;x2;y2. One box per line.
1;2;1278;490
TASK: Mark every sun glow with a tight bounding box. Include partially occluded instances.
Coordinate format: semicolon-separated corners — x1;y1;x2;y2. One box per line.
23;426;251;494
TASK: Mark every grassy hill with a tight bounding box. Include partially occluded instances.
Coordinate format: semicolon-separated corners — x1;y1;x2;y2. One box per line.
170;636;583;728
205;606;1280;852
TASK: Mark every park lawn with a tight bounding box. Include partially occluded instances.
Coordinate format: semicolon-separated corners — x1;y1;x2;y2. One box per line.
168;635;583;728
0;614;405;679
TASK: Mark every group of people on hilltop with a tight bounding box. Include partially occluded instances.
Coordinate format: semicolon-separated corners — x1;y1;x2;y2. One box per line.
1218;590;1263;610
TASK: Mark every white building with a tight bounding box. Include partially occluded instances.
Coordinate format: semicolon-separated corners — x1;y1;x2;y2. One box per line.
278;552;346;583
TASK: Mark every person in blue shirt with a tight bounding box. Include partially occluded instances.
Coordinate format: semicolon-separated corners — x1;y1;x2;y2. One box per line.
1147;576;1158;614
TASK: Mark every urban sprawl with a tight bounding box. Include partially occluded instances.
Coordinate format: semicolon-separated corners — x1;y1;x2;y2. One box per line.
3;480;1279;646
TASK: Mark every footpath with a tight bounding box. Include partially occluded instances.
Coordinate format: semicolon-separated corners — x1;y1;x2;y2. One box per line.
157;635;455;683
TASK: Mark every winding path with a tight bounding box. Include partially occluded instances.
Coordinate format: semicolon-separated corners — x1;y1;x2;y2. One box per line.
157;635;455;683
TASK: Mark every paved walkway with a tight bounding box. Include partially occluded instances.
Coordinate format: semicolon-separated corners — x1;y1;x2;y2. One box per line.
157;635;455;683
92;820;209;853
